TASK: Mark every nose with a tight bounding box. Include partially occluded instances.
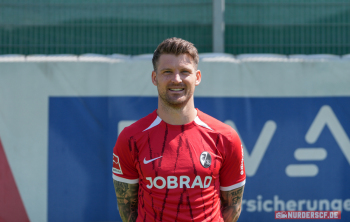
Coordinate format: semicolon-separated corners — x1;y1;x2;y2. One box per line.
171;72;182;83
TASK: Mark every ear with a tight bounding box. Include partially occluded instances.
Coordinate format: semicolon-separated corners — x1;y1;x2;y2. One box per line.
152;71;157;86
195;70;201;86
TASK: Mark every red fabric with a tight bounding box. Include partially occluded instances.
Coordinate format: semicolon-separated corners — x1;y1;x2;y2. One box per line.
113;109;246;222
0;138;30;222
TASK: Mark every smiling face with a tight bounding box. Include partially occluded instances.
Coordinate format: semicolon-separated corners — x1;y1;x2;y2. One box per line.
152;53;201;109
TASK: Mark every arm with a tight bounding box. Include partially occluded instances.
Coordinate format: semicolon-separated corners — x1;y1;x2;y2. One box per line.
113;180;139;222
220;185;245;222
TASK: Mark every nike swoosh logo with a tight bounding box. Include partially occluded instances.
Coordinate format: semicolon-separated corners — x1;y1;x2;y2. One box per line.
143;156;163;164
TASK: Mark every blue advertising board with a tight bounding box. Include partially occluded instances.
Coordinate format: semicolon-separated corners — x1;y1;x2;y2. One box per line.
48;96;350;222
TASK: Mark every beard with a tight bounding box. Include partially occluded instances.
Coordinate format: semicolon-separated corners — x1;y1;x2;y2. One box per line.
157;84;193;109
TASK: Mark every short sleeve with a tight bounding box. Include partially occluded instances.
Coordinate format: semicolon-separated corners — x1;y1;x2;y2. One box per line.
219;129;246;191
112;129;139;184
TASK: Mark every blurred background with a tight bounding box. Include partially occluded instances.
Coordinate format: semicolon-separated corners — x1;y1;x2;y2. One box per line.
1;0;349;55
1;1;350;222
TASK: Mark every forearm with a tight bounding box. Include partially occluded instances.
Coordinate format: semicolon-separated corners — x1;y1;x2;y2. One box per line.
114;180;139;222
220;185;244;222
221;204;242;222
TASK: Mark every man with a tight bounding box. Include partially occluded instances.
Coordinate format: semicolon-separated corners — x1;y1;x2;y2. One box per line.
112;37;246;222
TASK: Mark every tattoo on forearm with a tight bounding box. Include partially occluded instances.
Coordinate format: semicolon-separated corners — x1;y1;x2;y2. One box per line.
220;186;245;222
114;180;139;222
231;196;240;205
230;188;243;197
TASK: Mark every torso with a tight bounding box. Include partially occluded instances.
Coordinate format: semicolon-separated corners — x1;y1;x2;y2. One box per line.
113;109;245;222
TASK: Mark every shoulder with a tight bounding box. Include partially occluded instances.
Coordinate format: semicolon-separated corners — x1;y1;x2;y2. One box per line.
120;110;158;138
197;109;238;139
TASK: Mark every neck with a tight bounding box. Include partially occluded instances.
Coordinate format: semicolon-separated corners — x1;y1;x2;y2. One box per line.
157;98;197;125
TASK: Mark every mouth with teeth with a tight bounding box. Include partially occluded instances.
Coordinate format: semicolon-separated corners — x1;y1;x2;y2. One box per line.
169;88;184;91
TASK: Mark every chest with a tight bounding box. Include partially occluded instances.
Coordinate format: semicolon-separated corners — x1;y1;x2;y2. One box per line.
134;127;223;181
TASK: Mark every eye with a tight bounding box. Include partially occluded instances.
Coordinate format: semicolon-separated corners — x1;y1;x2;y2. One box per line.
182;70;190;74
162;70;172;74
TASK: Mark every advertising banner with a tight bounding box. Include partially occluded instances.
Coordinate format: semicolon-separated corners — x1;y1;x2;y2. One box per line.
48;96;350;222
1;58;350;221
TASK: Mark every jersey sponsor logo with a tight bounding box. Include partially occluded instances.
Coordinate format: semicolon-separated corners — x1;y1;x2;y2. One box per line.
200;151;211;168
145;175;212;189
143;156;163;164
113;154;123;175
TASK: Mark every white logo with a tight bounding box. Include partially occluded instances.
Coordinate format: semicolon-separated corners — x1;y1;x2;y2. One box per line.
286;105;350;177
113;154;123;175
200;151;212;168
276;212;287;218
143;156;163;164
240;144;244;175
145;175;212;189
226;105;350;177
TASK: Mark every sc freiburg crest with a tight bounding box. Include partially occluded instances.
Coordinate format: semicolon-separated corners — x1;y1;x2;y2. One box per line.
200;151;211;168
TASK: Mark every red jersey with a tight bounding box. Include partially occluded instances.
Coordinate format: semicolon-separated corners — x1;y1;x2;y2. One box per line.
112;109;246;222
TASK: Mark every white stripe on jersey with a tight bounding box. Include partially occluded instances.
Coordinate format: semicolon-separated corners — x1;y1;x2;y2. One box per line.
113;174;139;184
220;179;246;191
142;115;213;132
194;116;213;130
143;116;162;132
